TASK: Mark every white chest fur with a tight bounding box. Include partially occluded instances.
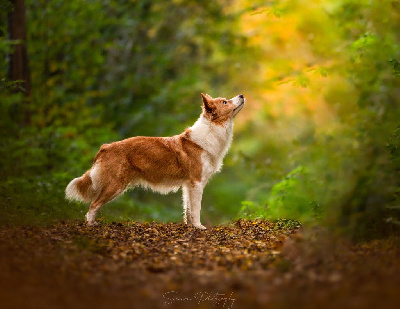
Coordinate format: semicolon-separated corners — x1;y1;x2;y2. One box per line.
189;115;234;182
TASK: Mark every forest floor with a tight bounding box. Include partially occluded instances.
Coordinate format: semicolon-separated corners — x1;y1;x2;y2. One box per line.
0;219;400;309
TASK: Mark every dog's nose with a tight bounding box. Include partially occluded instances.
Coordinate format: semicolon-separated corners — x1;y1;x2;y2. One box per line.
239;94;244;99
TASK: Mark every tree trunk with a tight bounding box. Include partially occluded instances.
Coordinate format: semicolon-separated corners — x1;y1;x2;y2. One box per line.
8;0;31;124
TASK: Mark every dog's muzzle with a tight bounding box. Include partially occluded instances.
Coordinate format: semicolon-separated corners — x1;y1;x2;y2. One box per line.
233;95;245;116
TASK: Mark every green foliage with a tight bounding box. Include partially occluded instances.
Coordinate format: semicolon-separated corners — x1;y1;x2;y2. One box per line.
235;0;400;239
0;0;249;226
0;174;84;225
388;126;400;170
2;0;400;239
0;0;15;87
266;166;315;221
385;126;400;228
239;167;320;223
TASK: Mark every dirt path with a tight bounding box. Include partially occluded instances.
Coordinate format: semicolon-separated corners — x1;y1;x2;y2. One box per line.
0;220;399;309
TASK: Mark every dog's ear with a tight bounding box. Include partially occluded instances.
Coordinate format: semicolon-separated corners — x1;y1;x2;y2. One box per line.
201;93;213;113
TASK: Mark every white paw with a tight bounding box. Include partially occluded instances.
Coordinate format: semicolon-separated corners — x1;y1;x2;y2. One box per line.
86;220;98;226
193;224;207;230
184;219;193;225
85;213;98;226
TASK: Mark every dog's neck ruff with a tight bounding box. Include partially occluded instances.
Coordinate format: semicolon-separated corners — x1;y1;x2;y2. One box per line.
188;115;234;170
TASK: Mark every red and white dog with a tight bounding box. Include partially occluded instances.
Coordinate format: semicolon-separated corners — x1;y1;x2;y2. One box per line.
66;93;245;228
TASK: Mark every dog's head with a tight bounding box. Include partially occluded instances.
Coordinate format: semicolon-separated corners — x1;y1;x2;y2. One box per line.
201;93;245;124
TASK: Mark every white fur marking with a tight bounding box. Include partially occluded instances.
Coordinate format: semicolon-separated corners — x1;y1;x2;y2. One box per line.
135;180;181;195
187;182;206;229
189;115;234;181
90;164;101;191
65;178;83;202
182;185;190;224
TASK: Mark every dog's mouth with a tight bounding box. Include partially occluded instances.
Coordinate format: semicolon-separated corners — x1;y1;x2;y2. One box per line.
233;100;245;115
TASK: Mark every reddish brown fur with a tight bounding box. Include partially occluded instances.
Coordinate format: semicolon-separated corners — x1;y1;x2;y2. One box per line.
94;130;203;184
75;171;94;201
83;130;204;218
201;93;237;126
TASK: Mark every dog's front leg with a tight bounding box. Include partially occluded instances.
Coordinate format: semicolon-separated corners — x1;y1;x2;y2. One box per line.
182;185;192;225
187;182;206;229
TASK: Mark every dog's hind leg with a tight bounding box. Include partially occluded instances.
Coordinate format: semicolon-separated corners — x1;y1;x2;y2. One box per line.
85;182;126;226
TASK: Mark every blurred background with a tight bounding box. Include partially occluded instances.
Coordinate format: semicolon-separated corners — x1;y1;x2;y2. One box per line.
1;0;400;239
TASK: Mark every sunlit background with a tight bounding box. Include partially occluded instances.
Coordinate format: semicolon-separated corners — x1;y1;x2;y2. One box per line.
1;0;400;238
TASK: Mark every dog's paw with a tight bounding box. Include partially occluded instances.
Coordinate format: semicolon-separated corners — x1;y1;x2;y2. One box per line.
193;224;207;230
86;220;99;227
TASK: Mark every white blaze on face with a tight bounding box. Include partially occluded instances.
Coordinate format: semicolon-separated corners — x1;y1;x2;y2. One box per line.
231;95;245;117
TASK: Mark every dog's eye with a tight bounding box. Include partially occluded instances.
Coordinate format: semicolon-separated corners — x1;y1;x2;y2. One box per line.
223;100;227;105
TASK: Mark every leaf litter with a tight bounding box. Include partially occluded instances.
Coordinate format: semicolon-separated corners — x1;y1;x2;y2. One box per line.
0;219;399;309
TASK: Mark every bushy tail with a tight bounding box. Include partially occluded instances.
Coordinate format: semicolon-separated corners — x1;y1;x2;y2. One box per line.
65;171;97;203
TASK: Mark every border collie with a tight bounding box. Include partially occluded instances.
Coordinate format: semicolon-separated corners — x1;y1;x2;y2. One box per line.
66;93;245;228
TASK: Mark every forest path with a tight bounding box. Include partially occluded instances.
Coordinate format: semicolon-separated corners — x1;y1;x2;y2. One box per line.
0;220;399;309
